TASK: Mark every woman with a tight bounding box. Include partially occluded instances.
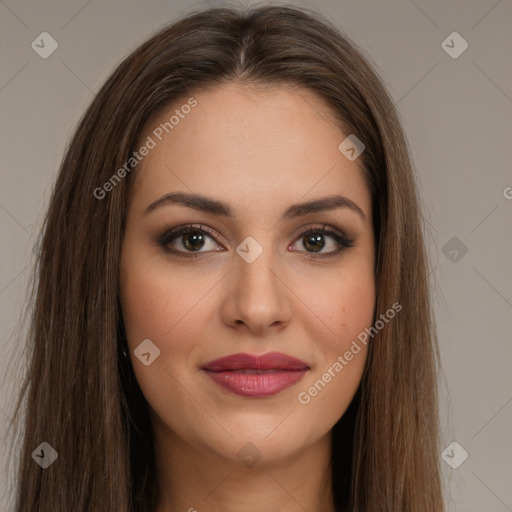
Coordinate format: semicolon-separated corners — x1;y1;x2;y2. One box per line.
11;4;445;511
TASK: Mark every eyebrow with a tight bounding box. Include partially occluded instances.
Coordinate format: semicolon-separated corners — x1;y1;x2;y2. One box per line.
144;192;366;221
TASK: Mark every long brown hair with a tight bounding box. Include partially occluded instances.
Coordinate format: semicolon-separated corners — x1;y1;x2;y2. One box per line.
10;4;445;511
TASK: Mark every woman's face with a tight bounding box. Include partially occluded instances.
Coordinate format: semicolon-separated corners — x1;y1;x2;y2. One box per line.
120;82;376;466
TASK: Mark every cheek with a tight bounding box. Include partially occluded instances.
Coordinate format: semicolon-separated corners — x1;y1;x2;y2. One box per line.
119;252;210;424
332;275;375;345
293;264;375;414
304;262;376;352
119;250;216;351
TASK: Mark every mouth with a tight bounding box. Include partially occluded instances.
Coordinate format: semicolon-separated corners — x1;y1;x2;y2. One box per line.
201;351;310;397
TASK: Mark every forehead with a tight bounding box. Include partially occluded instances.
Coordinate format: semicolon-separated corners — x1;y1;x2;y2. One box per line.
130;83;371;219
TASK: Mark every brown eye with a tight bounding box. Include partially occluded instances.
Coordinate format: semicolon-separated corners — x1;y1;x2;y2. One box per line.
181;231;207;251
290;226;354;258
159;224;224;258
302;232;325;253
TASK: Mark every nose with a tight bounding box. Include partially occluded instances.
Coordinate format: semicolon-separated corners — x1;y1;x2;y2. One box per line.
219;246;293;337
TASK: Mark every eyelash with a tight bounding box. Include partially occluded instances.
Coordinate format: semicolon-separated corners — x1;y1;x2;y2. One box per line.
157;223;355;260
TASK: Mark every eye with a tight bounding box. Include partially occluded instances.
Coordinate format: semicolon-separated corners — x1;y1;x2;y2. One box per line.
158;223;354;259
289;224;354;258
158;224;224;258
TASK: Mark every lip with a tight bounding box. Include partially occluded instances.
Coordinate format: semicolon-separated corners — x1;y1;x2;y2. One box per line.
201;351;310;397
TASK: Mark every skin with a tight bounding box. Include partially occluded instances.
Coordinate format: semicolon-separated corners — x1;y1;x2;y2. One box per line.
119;82;376;512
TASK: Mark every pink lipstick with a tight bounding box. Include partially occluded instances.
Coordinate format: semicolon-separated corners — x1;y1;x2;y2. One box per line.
201;351;309;397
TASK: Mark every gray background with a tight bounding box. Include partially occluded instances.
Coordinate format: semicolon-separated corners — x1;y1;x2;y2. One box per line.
1;0;511;510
